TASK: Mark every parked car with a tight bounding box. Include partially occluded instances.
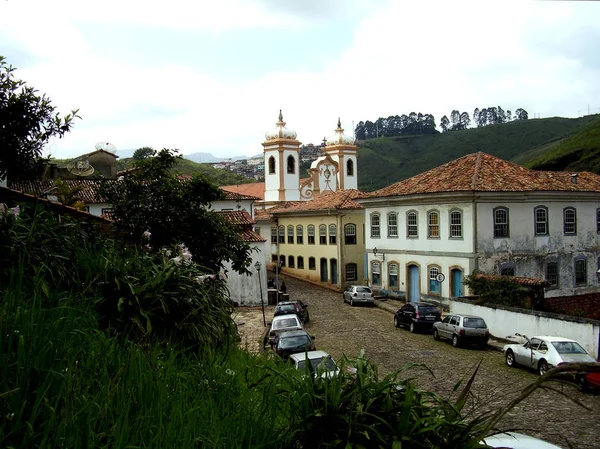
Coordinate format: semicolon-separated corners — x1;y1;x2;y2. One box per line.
273;330;316;359
481;431;563;448
504;335;597;376
343;285;374;306
274;300;310;323
394;302;441;333
576;370;600;392
289;350;339;378
268;314;303;347
432;314;489;348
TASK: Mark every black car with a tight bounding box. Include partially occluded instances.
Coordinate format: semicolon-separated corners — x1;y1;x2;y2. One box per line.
394;302;442;333
274;300;310;323
274;330;316;359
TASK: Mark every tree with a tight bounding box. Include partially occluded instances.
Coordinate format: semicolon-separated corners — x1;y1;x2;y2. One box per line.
133;146;156;160
355;121;366;140
450;110;460;131
459;111;471;130
440;115;450;132
0;55;79;180
100;149;254;274
515;108;529;120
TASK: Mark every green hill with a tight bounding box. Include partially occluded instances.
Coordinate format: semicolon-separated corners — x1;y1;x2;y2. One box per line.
356;114;600;191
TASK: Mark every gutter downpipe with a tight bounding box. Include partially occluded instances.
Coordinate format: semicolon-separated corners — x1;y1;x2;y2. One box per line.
472;192;478;293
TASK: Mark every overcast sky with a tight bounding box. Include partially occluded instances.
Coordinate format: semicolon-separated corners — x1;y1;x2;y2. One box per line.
2;0;600;159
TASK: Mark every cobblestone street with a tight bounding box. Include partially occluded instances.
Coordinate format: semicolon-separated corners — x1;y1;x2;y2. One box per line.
235;274;600;448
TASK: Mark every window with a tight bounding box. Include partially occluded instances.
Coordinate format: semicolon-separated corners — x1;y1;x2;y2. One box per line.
329;224;337;244
319;225;327;245
344;223;357;244
493;207;509;238
346;263;357;282
546;261;558;287
287;225;294;244
575;258;587;285
287;155;295;174
428;211;440;238
387;213;398;237
288;256;295;268
347;159;354;176
297;256;304;269
279;255;286;267
388;263;399;289
564;208;577;235
407;211;418;238
308;257;316;270
450;210;462;238
296;225;303;244
534;206;548;235
271;255;278;263
271;226;278;244
371;261;381;286
429;266;441;294
597;208;600;233
278;226;285;244
308;225;315;244
255;227;261;236
500;263;515;276
371;213;381;238
268;156;275;174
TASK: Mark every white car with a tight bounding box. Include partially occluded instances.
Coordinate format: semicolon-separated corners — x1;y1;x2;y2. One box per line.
482;431;563;448
289;350;339;378
268;314;303;347
503;335;596;376
343;285;374;306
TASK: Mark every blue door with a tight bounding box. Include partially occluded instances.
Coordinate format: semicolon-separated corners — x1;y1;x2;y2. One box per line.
408;265;419;302
452;269;463;297
330;259;338;285
320;258;328;282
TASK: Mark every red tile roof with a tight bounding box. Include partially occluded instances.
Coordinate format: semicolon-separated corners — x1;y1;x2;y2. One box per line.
239;228;266;243
221;182;265;200
214;210;255;226
220;190;261;201
254;209;272;221
475;274;550;288
268;189;364;214
545;293;600;321
363;152;600;198
8;179;113;204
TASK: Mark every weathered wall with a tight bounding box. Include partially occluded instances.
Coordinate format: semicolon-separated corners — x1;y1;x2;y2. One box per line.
450;299;600;358
224;242;268;306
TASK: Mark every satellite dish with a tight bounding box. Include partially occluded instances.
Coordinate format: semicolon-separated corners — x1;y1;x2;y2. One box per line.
67;158;95;177
95;142;117;153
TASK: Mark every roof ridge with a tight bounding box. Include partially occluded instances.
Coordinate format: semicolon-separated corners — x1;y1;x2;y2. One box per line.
471;152;483;190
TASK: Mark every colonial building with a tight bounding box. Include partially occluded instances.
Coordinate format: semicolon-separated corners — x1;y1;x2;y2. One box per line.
358;152;600;302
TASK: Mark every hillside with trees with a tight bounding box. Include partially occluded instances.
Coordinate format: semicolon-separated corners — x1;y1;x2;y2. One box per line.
355;114;600;191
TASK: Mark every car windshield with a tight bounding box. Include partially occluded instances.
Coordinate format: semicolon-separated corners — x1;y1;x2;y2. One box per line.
463;317;487;328
277;304;296;313
418;307;439;314
552;341;587;354
355;287;372;293
297;356;337;372
273;318;298;329
279;335;311;349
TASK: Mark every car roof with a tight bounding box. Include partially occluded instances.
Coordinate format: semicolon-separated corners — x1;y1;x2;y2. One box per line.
532;336;578;343
289;350;330;362
450;314;485;319
350;285;371;289
272;314;300;321
277;330;310;338
276;301;299;306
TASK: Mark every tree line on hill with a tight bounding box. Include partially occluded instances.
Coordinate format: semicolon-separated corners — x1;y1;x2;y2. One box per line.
354;106;529;139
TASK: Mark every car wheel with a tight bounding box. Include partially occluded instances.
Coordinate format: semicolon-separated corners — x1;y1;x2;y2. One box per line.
538;360;549;376
409;322;416;333
452;334;460;348
394;316;400;328
576;375;590;392
433;329;440;341
505;349;516;367
350;298;355;307
343;294;346;303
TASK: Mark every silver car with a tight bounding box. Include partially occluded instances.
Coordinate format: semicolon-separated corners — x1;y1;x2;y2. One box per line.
343;285;374;306
268;314;303;347
432;314;489;348
504;335;597;376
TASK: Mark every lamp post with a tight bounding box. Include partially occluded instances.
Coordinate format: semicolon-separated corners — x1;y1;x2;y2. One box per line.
255;261;266;327
596;269;600;283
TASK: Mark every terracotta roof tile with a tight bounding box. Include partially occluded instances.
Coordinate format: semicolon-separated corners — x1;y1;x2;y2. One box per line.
214;210;255;226
254;209;272;221
475;274;550;287
363;152;600;198
268;189;364;214
8;179;113;204
239;228;266;243
220;190;261;201
221;182;265;200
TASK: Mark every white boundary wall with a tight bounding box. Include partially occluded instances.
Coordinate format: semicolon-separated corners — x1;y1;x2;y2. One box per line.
450;300;600;359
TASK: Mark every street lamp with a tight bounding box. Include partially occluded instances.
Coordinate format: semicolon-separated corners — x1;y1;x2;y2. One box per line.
373;247;378;256
255;261;266;327
596;269;600;283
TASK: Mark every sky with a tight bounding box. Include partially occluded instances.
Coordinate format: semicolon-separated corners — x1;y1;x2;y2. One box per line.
2;0;600;160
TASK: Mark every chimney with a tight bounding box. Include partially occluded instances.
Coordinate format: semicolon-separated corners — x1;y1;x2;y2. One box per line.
571;174;578;184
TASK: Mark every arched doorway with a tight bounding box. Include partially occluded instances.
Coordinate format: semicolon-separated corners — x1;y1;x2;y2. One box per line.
451;268;463;297
407;264;420;302
330;259;338;285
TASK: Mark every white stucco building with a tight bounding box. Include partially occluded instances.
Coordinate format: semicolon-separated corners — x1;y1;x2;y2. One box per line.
358;152;600;302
